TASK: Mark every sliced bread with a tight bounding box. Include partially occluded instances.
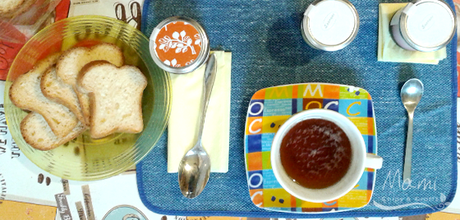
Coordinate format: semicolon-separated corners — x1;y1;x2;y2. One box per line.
77;61;147;139
41;67;87;125
20;112;86;151
0;0;23;13
0;0;34;19
56;43;124;125
9;64;79;138
0;0;24;17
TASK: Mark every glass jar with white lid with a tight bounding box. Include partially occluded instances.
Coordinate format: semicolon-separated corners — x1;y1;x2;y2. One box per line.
301;0;360;51
390;0;456;52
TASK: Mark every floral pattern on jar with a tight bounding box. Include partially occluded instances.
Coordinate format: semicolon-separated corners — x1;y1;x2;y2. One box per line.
154;21;202;68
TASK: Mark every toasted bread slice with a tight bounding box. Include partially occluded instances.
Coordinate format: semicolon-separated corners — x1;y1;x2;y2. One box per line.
9;63;79;138
0;0;34;19
78;61;147;139
20;112;86;151
41;67;87;125
56;43;124;125
0;0;24;16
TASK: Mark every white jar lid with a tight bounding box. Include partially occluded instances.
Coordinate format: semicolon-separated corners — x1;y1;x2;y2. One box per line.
301;0;359;51
400;0;456;52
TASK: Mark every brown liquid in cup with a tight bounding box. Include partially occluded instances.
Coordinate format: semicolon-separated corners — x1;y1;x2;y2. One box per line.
280;119;352;189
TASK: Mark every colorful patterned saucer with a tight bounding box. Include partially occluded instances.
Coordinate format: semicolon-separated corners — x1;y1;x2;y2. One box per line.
244;83;378;213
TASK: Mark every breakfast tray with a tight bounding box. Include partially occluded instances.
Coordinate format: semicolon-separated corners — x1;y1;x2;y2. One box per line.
136;0;457;218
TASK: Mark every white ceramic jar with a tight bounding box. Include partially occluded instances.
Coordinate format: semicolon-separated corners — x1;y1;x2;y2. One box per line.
301;0;360;51
390;0;456;52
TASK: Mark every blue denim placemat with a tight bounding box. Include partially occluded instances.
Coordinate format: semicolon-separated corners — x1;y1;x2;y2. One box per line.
136;0;458;218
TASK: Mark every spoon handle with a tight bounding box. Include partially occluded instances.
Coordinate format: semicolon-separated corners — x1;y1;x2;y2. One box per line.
196;54;217;140
403;111;414;180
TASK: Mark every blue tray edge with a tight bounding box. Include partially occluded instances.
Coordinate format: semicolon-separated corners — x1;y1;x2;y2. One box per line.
136;0;458;217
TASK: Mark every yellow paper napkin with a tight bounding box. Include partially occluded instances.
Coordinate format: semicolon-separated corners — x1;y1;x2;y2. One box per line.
378;3;447;64
167;51;232;173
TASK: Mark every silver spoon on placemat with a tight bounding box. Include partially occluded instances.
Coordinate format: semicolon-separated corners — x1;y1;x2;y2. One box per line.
178;54;217;199
400;78;424;180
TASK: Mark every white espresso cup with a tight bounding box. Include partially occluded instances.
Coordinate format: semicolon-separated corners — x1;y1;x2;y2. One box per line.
271;109;383;203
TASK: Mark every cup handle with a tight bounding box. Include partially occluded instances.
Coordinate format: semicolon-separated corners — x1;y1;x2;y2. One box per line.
365;153;383;169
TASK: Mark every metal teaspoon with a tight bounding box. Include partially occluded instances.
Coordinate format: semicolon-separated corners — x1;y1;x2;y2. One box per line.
178;54;217;199
400;78;424;180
